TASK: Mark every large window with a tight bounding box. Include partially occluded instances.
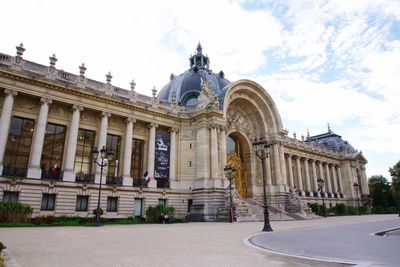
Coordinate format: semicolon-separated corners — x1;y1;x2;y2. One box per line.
131;139;144;179
74;129;96;175
75;195;89;211
41;194;56;211
41;123;66;179
134;198;144;217
2;191;19;202
3;117;35;177
107;197;118;212
106;134;121;177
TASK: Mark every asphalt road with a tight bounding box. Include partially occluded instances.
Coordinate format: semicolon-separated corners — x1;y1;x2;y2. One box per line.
250;218;400;266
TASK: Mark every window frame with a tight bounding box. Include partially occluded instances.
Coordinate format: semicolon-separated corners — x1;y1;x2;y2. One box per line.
41;193;56;211
106;196;118;212
2;191;19;202
75;195;89;212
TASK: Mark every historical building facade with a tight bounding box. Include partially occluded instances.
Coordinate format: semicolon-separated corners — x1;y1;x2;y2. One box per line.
0;43;369;220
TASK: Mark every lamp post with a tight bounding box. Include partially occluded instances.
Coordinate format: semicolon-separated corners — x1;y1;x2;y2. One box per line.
317;178;326;218
92;146;113;226
224;165;237;223
252;138;273;232
353;182;361;215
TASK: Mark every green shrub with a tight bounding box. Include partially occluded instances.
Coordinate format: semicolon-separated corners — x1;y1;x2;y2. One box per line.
32;215;55;225
334;203;346;215
0;201;33;223
145;204;175;223
387;206;398;214
372;205;385;214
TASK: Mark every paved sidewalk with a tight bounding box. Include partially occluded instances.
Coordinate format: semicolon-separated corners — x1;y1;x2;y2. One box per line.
0;215;396;267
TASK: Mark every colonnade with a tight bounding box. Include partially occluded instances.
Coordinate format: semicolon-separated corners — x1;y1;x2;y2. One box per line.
0;89;178;188
285;154;345;198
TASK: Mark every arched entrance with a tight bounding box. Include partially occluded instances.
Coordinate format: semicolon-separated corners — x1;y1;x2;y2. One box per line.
226;132;250;198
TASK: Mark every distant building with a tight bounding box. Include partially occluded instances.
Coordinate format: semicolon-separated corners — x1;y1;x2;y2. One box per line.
0;43;369;220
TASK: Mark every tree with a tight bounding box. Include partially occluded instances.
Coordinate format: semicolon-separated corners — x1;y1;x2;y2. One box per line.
389;160;400;214
368;175;394;211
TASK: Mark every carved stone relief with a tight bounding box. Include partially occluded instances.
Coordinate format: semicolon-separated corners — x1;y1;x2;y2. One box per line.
108;117;125;130
15;95;38;112
49;103;68;118
226;108;252;136
81;110;98;125
133;122;147;135
181;130;196;139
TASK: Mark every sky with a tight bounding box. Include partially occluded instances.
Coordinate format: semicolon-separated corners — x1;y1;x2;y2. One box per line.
1;0;399;179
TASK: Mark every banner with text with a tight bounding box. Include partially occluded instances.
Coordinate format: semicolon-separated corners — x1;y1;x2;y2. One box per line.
154;129;170;180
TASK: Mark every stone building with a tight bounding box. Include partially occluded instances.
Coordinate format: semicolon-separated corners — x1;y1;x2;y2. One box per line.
0;43;369;220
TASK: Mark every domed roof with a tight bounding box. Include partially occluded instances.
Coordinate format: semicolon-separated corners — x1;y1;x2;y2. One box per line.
306;129;357;154
158;43;231;106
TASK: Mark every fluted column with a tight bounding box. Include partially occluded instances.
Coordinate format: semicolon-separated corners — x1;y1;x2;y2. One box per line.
95;111;110;184
169;128;177;181
147;123;157;188
265;156;272;185
312;160;319;196
219;126;227;178
63;105;83;182
279;144;287;185
304;158;311;194
0;89;17;175
210;124;218;179
325;163;332;196
287;155;294;188
272;143;282;185
122;118;135;186
295;156;303;194
337;166;344;196
27;97;52;179
318;161;326;195
331;164;338;196
361;165;369;194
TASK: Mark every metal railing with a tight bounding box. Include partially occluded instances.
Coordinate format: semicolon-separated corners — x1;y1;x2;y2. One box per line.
156;179;170;189
2;166;27;178
132;178;148;188
41;169;63;180
75;172;95;184
106;176;123;186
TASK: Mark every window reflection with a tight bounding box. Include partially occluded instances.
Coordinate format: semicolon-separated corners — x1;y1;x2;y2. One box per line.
74;129;95;174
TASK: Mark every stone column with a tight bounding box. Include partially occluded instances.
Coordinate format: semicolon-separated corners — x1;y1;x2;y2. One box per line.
318;161;326;195
265;156;272;185
325;163;332;196
63;105;83;182
219;126;227;178
122;118;135;186
169;128;177;181
147;123;157;188
210;125;218;179
361;165;369;194
27;97;52;179
331;164;338;196
304;158;311;195
295;156;304;194
95;112;110;184
287;155;294;188
337;166;344;196
279;144;287;186
311;160;319;196
272;143;282;185
0;89;17;175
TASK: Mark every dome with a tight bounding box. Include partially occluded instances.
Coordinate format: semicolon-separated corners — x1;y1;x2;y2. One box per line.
158;43;231;106
306;130;357;154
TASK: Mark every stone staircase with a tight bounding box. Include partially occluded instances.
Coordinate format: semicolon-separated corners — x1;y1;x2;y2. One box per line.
217;191;319;222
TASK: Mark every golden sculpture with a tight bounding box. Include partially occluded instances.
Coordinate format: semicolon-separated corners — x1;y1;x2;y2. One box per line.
227;152;247;198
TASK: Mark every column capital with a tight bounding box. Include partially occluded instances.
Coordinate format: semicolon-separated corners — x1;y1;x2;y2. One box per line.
208;123;218;130
125;117;136;124
3;88;18;97
72;104;83;112
302;157;309;162
40;97;52;105
148;123;158;129
286;154;292;159
219;125;227;132
100;111;111;118
169;127;179;133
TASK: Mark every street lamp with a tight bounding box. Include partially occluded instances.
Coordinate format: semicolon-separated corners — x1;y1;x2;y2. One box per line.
317;178;326;218
353;182;361;215
92;146;113;226
224;165;237;223
252;138;273;232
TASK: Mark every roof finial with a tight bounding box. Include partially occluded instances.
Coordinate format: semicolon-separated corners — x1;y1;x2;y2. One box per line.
197;41;202;54
328;123;332;133
307;129;310;139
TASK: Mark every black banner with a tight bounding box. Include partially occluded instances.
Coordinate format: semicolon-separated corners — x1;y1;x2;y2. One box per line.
154;129;170;180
